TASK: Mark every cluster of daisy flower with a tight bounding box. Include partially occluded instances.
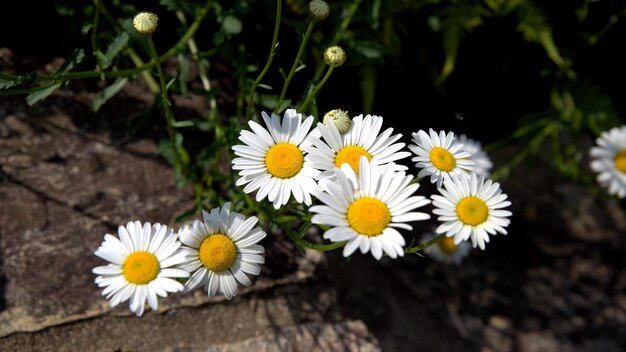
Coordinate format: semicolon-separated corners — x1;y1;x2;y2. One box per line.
93;203;266;316
93;108;514;316
232;108;512;258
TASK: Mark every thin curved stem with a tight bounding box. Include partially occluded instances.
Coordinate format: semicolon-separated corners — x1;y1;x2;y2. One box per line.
147;35;180;167
405;233;446;254
0;0;212;89
300;239;347;251
298;65;334;112
274;19;315;114
246;0;282;120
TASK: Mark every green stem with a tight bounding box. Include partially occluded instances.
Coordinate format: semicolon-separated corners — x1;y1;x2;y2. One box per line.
92;0;103;66
405;233;446;254
0;82;59;96
146;35;180;167
0;0;212;86
310;0;361;83
246;0;282;120
300;239;347;251
274;19;315;114
299;65;334;112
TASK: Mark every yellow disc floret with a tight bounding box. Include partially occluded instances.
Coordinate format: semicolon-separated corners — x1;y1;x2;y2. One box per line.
456;196;489;226
347;197;391;236
614;149;626;173
199;234;237;272
437;236;457;255
122;251;160;285
335;146;372;174
265;143;304;179
430;147;456;172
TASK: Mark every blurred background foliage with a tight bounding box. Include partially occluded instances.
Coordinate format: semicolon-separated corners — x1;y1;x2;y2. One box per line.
2;0;626;213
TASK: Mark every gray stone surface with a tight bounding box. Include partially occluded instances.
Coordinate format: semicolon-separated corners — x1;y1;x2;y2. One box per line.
0;95;380;351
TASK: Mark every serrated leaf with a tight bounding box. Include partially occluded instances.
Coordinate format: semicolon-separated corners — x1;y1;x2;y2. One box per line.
0;79;16;90
92;77;128;112
172;120;194;128
103;32;129;68
94;51;109;69
257;83;273;90
54;49;85;78
81;24;92;35
26;83;63;106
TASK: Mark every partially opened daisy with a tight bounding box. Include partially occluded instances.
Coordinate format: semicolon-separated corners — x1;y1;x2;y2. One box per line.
590;125;626;198
458;134;493;177
409;129;474;187
178;203;266;300
431;173;512;250
232;109;319;209
422;229;471;265
93;221;189;316
304;114;411;180
310;156;431;260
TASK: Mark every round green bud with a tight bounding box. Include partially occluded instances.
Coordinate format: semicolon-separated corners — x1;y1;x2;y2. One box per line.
308;0;330;21
323;109;351;133
323;46;346;67
133;12;158;35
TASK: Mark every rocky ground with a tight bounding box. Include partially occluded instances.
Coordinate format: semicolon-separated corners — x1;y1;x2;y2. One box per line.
1;52;626;351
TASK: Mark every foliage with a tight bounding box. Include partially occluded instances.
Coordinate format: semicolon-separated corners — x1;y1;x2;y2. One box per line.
1;0;625;254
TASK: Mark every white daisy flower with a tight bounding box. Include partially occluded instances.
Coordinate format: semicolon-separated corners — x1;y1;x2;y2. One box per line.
409;128;474;188
458;134;493;177
178;202;266;300
590;125;626;198
93;221;189;316
232;109;319;209
310;156;431;260
422;229;471;265
304;114;411;180
431;173;512;250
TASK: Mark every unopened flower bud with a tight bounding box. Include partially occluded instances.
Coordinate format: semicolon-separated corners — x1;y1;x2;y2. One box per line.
323;109;351;133
323;46;346;67
133;12;158;35
308;0;329;21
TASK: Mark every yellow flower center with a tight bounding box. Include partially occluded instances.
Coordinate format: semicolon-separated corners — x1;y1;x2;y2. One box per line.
430;147;456;172
456;196;489;226
334;146;372;174
199;234;237;272
122;251;160;285
347;197;391;236
265;143;304;179
615;149;626;173
437;236;457;255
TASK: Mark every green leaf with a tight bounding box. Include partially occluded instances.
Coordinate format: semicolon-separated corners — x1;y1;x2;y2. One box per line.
294;64;306;73
81;24;92;35
166;78;177;91
103;32;130;68
177;53;189;97
222;15;242;35
94;51;109;69
257;83;273;90
92;77;128;112
0;79;16;90
172;120;194;128
515;1;564;68
54;49;85;78
26;83;63;106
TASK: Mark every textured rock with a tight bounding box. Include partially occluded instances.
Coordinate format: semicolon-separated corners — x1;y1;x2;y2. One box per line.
0;101;323;338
